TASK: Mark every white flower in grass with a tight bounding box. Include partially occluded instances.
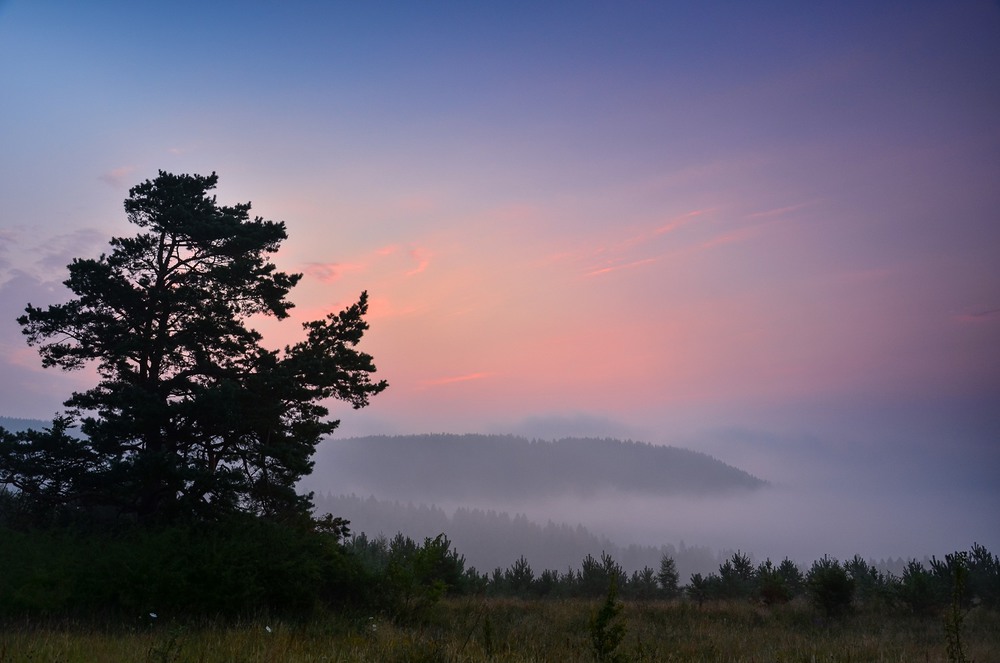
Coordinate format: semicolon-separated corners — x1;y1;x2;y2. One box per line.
149;612;157;619
265;625;272;633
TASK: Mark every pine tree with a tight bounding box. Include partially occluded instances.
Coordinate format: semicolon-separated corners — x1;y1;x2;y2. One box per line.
1;171;386;523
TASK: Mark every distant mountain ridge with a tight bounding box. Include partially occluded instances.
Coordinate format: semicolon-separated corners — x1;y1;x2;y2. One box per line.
0;421;767;499
305;434;767;501
0;416;51;434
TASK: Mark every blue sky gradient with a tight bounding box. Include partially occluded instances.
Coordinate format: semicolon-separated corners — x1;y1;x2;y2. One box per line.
1;1;998;559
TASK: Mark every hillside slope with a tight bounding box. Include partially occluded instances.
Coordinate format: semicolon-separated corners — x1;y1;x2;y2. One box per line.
305;434;766;501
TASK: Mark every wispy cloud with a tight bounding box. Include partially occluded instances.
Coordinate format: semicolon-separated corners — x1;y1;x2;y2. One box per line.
36;229;108;274
587;257;660;277
654;208;715;235
0;229;17;277
303;243;432;282
364;294;422;320
574;208;716;276
956;307;1000;323
302;261;364;282
699;224;765;250
99;165;137;188
406;247;431;276
696;205;807;252
746;201;813;219
421;372;492;387
576;202;805;276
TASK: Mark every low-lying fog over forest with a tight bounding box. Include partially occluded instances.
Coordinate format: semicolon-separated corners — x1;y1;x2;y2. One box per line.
3;1;999;609
6;405;996;575
301;400;999;574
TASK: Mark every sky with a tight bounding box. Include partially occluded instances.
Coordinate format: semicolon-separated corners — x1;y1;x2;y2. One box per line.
1;1;998;560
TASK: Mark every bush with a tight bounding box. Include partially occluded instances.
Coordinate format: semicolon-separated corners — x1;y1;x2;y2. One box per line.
718;550;755;599
899;559;942;616
807;556;854;618
504;555;535;597
657;554;681;598
755;559;792;606
966;542;1000;609
844;554;892;608
352;532;468;621
589;579;627;663
625;566;659;600
579;552;626;598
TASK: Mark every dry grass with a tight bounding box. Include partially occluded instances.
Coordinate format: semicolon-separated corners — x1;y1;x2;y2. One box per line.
1;597;998;662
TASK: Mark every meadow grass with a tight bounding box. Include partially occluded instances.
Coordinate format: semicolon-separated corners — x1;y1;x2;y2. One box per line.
1;597;997;662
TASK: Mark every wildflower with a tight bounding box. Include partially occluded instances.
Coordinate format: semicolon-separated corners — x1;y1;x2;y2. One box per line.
149;612;158;619
265;625;272;633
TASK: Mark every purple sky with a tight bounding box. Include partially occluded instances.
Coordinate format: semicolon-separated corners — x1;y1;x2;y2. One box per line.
1;1;998;559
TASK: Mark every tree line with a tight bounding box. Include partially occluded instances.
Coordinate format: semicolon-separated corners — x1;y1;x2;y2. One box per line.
1;172;995;631
3;490;995;623
314;492;725;580
343;535;999;618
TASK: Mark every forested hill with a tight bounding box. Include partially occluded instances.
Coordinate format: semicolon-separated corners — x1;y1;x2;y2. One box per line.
0;421;767;499
0;416;50;434
306;434;767;501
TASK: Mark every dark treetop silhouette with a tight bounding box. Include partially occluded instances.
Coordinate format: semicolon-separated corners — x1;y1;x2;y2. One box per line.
0;171;386;523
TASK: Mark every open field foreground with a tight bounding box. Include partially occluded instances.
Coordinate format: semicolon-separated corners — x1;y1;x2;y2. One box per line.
2;598;998;663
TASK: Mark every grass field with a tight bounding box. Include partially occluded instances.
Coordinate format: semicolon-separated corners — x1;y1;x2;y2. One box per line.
2;596;997;662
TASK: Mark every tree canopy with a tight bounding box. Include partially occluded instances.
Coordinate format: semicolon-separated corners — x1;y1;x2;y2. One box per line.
0;171;387;523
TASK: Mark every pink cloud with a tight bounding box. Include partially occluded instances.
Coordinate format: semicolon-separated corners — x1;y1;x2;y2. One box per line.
696;213;795;251
421;372;493;387
746;202;812;219
654;208;715;235
406;247;431;276
302;262;363;282
956;308;1000;323
363;295;422;320
303;243;432;283
4;345;45;371
586;257;659;277
699;226;761;250
99;165;137;188
832;267;895;284
568;208;718;276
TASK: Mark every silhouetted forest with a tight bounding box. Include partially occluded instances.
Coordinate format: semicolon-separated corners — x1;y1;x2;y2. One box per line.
304;434;766;502
315;492;723;579
314;492;913;582
0;417;47;435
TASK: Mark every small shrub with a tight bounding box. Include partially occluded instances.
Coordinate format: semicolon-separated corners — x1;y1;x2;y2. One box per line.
504;555;535;597
589;579;627;663
718;551;755;599
687;573;708;607
626;566;659;601
807;556;854;619
657;554;680;598
899;559;941;616
755;559;792;606
966;542;1000;608
580;552;626;598
943;552;970;663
